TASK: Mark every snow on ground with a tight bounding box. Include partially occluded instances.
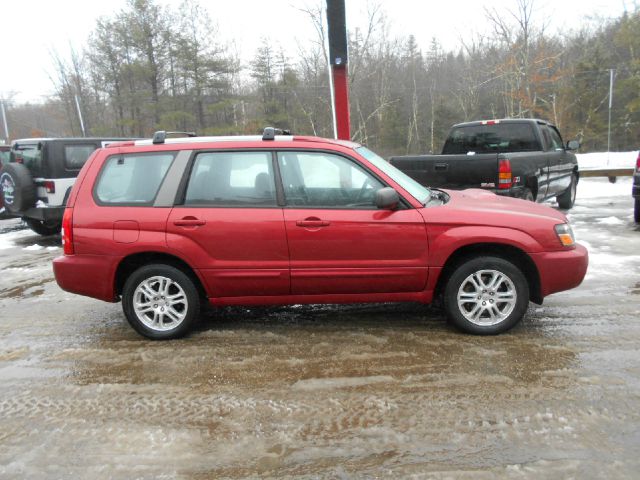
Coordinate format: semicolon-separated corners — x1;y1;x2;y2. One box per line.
574;175;632;199
577;151;637;170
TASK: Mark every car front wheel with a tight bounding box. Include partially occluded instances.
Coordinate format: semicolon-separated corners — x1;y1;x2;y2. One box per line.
443;256;529;335
557;173;577;209
634;198;640;223
122;264;200;340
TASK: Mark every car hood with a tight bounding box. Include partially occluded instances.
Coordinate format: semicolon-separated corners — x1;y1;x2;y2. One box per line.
422;188;568;236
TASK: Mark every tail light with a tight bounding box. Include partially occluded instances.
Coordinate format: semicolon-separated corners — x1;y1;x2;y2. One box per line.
636;152;640;172
43;181;55;194
498;158;512;189
62;208;74;255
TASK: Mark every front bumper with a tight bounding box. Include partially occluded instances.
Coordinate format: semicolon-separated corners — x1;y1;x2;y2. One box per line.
529;243;589;298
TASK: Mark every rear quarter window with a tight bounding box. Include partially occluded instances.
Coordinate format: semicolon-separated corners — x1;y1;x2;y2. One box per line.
95;152;175;205
65;145;98;170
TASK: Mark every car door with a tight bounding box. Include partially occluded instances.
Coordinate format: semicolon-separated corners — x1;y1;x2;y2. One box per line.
546;125;574;196
166;150;289;298
277;150;429;295
541;125;570;197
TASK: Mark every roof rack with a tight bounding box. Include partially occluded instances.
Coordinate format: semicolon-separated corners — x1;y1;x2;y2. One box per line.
152;131;197;145
262;127;291;140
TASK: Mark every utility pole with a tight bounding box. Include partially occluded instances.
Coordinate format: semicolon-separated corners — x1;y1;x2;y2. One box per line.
607;68;615;165
74;95;86;137
0;100;9;142
326;0;350;140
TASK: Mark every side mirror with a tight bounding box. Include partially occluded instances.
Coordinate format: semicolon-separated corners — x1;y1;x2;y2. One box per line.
375;187;399;210
567;140;580;151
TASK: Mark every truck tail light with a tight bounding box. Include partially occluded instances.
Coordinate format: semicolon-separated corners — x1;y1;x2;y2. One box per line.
636;151;640;172
62;207;74;255
498;158;512;189
43;180;55;193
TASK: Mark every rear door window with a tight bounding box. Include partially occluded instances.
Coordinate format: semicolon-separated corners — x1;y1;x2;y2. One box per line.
95;152;175;205
184;151;276;206
442;123;539;154
64;144;98;170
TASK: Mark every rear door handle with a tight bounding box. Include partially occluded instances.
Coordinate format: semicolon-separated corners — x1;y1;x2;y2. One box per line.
173;217;206;227
434;163;449;171
296;217;330;228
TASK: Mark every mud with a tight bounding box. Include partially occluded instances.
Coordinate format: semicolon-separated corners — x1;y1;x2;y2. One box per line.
0;178;639;479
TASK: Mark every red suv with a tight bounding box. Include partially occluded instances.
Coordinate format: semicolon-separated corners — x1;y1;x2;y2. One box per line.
53;129;588;339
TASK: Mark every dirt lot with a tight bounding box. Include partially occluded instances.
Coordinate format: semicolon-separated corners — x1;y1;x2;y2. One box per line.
0;177;639;479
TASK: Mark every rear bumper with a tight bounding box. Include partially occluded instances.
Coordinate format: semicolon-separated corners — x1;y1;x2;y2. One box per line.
22;206;65;222
53;254;120;302
530;244;589;298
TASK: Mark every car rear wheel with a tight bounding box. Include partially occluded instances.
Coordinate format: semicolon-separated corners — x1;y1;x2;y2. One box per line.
634;198;640;223
557;173;577;209
443;256;529;335
24;218;61;236
122;264;200;340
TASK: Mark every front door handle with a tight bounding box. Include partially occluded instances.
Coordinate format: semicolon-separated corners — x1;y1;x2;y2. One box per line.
434;163;449;171
296;217;330;228
173;216;206;227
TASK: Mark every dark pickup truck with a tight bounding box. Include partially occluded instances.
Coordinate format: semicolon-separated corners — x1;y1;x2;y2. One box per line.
390;119;580;209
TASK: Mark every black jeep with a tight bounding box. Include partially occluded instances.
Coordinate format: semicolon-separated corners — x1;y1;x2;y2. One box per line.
1;137;134;235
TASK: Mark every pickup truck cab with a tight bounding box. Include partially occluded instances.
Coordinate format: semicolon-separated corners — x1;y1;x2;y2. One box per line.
390;119;580;209
53;129;588;339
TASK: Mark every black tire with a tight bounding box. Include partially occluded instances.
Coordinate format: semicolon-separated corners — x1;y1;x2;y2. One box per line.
24;218;61;236
122;264;200;340
0;163;36;213
634;198;640;223
557;173;577;209
443;256;530;335
522;188;535;202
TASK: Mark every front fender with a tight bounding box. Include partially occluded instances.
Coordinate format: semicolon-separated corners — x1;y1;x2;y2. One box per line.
427;225;543;267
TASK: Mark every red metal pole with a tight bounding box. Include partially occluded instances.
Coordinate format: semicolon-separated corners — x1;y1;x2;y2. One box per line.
332;65;351;140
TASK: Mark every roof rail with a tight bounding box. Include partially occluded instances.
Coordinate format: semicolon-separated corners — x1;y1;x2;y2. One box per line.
152;131;197;145
262;127;291;141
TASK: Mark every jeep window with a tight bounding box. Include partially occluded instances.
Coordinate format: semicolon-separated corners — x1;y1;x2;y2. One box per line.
95;153;175;205
184;151;276;206
12;144;42;174
442;123;539;154
0;149;9;166
65;145;97;170
278;151;383;208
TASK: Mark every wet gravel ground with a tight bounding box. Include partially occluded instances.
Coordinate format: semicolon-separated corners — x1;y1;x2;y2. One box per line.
0;177;639;479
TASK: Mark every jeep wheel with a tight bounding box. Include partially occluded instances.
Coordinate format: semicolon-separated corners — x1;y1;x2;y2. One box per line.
557;173;577;209
0;163;36;214
635;198;640;223
24;218;62;236
122;264;200;340
443;256;529;335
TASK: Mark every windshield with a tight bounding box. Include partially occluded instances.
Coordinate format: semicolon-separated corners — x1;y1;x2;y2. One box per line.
356;146;431;205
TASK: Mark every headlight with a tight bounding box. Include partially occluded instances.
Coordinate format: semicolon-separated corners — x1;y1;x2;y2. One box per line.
554;223;575;247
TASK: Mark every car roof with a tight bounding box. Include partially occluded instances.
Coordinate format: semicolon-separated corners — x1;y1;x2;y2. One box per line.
112;135;361;150
12;137;136;145
451;118;554;128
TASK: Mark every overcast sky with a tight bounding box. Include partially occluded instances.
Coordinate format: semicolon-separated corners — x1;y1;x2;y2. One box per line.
0;0;631;103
